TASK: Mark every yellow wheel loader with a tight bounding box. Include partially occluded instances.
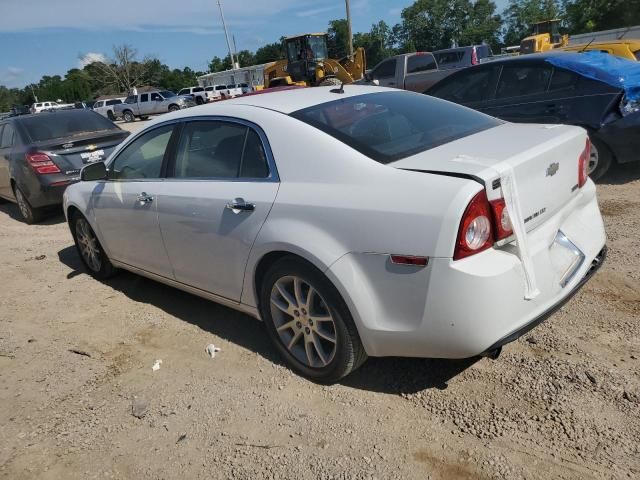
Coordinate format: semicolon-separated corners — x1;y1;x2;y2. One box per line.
263;33;366;88
520;20;569;54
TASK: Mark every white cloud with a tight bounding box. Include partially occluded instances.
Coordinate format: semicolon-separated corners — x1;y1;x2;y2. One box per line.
78;52;106;68
0;0;318;33
1;66;24;83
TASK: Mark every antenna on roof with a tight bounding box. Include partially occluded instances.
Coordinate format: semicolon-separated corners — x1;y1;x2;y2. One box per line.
579;37;595;53
330;82;345;94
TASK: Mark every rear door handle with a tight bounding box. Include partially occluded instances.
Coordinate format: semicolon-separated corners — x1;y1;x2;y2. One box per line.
225;198;255;213
137;192;153;204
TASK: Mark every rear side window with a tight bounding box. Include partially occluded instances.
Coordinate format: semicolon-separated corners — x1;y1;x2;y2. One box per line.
429;67;499;103
216;86;226;90
110;125;173;180
193;87;204;93
19;111;119;142
291;91;501;164
205;87;214;91
496;65;552;99
140;94;149;102
407;54;436;74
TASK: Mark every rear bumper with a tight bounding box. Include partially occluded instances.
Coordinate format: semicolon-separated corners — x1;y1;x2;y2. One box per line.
23;175;78;208
327;180;606;358
598;111;640;164
482;245;606;353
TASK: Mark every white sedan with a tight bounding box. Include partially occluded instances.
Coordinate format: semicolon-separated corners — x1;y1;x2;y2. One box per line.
63;86;606;382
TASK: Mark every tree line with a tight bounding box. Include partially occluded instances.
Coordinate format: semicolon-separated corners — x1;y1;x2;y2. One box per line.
2;0;639;111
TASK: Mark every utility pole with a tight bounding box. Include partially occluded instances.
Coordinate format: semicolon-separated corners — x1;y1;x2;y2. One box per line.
217;0;236;70
345;0;353;57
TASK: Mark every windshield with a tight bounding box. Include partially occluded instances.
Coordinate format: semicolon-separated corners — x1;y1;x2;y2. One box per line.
19;110;120;142
160;90;176;98
290;91;501;164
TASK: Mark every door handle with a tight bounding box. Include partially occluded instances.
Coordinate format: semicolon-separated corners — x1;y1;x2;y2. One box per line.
225;198;255;213
137;192;153;204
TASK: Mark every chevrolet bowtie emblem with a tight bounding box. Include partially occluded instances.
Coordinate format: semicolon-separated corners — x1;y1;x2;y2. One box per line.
546;162;559;177
86;144;97;151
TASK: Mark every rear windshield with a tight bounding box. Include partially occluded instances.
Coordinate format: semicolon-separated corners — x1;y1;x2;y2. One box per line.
19;110;119;142
290;91;501;163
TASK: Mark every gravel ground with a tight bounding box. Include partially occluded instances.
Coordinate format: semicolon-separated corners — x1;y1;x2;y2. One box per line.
0;163;638;479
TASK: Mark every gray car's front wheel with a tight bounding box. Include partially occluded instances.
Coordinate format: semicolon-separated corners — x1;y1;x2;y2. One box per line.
71;212;116;279
260;257;367;383
122;110;135;123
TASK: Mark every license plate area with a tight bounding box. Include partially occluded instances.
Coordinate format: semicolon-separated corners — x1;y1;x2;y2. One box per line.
81;149;105;164
549;230;585;288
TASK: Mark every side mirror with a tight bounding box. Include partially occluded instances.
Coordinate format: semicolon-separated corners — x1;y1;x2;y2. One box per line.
81;161;107;181
372;79;380;86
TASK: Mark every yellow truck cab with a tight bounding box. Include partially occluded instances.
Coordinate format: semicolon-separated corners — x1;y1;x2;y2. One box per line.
560;40;640;61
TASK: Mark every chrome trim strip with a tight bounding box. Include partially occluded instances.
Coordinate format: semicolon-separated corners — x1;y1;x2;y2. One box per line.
552;230;586;288
110;259;261;320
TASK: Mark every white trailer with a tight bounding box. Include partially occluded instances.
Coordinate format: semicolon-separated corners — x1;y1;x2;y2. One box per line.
197;63;274;90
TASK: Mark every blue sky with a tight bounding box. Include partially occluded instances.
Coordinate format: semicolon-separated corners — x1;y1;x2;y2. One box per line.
0;0;508;89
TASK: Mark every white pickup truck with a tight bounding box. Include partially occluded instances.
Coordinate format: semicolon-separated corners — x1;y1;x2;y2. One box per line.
177;86;207;105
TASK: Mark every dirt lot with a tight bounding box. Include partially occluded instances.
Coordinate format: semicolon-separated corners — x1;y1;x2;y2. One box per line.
0;162;638;479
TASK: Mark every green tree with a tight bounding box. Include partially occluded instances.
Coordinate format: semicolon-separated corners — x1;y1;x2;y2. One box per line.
563;0;640;34
327;19;350;58
254;40;286;64
353;21;396;67
460;0;502;50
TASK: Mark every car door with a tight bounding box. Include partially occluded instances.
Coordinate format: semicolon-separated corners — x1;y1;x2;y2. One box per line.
481;62;554;123
157;118;279;301
371;58;398;88
427;64;501;112
91;123;176;278
150;92;165;114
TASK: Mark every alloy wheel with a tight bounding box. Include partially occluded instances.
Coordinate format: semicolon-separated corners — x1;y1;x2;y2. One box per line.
75;218;102;272
270;276;337;368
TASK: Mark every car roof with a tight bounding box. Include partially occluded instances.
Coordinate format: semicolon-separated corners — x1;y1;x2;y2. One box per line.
205;85;397;114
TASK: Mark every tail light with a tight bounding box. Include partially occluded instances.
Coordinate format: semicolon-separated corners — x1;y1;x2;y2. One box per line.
471;46;479;65
453;190;494;260
25;152;61;175
489;198;513;241
578;138;591;188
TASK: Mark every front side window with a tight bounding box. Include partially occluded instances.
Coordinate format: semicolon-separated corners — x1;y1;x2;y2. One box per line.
124;95;136;104
373;59;396;80
291;91;501;164
193;87;204;93
407;54;436;74
178;89;188;95
110;125;173;180
496;64;552;99
95;101;104;108
173;121;269;179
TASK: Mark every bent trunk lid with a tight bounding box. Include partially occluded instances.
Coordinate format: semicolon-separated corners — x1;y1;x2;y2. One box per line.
390;122;587;232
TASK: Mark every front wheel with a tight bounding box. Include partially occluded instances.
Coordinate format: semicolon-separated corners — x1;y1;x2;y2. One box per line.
259;257;367;383
71;212;116;279
168;104;179;112
14;186;44;224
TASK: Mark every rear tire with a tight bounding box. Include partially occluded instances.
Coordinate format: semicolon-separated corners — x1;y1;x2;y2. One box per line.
587;134;613;181
123;110;135;123
14;186;44;224
259;257;367;383
195;96;204;105
71;212;116;279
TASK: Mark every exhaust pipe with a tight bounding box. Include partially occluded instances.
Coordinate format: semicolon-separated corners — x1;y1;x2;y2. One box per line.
481;346;502;360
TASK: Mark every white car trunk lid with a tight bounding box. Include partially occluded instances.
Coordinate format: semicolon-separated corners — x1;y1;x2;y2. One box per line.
391;122;587;232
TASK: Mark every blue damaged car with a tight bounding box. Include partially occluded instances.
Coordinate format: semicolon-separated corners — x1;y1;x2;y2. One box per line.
425;51;640;179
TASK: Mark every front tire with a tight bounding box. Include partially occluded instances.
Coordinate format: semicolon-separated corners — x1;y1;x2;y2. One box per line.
587;135;613;181
168;104;179;112
14;186;44;224
259;257;367;383
71;212;116;279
